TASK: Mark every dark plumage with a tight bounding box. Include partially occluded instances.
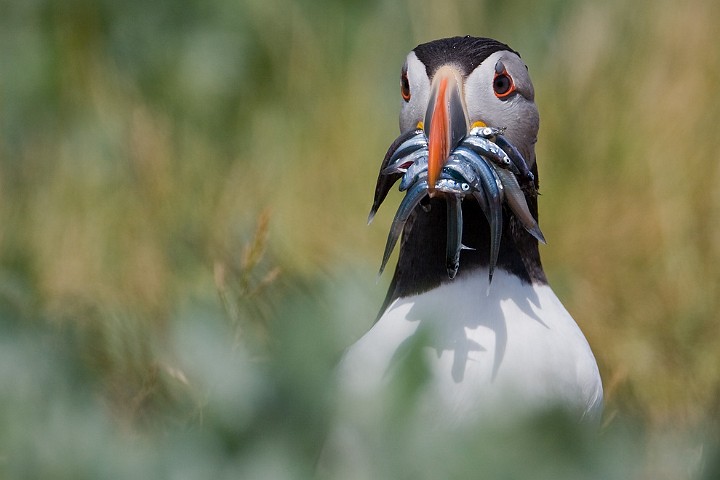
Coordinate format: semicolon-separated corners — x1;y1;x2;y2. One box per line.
380;162;546;316
413;36;519;79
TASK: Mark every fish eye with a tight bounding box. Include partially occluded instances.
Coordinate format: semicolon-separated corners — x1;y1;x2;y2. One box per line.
493;60;516;99
401;67;411;102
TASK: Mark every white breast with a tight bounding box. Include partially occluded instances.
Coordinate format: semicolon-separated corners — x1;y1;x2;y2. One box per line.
337;268;603;424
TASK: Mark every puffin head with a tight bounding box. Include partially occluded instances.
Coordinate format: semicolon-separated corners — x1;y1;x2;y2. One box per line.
371;36;546;295
400;36;539;189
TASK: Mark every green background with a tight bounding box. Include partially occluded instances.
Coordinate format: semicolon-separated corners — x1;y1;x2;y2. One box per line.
1;0;719;477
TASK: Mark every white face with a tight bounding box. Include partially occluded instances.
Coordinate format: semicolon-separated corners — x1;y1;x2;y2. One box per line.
399;52;431;134
398;49;540;166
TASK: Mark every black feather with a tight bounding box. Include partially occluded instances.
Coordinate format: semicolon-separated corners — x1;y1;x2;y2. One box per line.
413;36;518;79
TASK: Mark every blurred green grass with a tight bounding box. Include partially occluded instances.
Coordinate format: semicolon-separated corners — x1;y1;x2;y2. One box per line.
1;0;720;477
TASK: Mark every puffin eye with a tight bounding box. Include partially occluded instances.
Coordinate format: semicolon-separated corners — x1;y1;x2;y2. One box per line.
493;60;516;99
401;68;411;102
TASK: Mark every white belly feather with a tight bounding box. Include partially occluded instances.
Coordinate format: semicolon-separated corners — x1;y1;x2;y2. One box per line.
337;269;603;423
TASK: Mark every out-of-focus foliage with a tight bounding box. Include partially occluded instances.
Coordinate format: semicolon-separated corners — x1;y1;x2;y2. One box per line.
1;0;719;478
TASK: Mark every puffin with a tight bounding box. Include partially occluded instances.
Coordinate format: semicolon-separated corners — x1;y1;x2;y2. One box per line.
337;36;602;432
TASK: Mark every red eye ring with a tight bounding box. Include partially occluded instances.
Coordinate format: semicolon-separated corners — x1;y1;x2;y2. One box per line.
493;66;516;99
401;70;411;102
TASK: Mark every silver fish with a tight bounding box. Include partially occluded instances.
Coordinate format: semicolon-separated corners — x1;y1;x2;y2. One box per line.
461;135;519;175
378;178;429;275
387;133;428;166
398;153;429;191
446;193;463;279
492;167;546;244
454;146;504;283
469;125;506;138
369;128;424;224
494;135;535;188
382;148;428;176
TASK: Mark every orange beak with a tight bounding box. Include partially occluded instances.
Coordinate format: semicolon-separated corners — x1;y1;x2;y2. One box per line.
424;66;469;195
